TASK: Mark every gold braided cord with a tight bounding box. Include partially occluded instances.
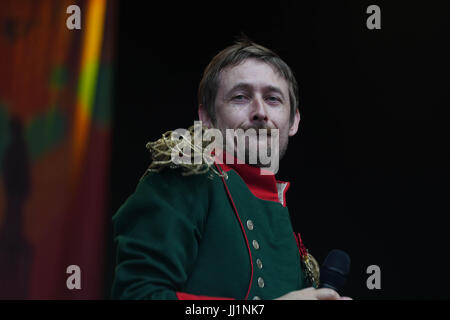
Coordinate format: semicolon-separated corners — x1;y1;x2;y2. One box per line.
141;124;227;180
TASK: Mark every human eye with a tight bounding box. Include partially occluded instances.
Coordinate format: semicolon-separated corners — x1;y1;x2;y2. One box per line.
266;95;282;104
231;94;249;103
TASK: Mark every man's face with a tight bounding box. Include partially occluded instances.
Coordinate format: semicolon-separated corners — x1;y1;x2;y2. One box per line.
200;58;300;167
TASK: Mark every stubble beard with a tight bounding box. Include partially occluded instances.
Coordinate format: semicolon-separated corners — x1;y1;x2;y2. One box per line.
218;127;288;170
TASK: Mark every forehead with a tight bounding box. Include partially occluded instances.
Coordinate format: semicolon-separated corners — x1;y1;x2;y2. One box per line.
218;58;289;94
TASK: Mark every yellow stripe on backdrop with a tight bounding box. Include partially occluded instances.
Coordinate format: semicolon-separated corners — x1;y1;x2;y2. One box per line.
71;0;106;190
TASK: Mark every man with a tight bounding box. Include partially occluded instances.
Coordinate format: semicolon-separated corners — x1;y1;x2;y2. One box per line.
111;39;349;300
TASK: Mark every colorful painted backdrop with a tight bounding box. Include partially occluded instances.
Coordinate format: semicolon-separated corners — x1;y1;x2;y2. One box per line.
0;0;115;299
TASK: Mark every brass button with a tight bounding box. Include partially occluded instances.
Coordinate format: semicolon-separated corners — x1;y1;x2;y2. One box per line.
256;258;263;269
246;219;254;230
252;240;260;250
258;277;265;288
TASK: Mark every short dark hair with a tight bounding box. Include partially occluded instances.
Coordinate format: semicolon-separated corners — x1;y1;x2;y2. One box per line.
198;38;299;124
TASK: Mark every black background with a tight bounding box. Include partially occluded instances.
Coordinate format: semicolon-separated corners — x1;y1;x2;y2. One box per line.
106;0;450;299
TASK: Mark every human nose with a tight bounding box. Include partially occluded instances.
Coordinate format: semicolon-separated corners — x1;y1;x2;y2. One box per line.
250;96;268;123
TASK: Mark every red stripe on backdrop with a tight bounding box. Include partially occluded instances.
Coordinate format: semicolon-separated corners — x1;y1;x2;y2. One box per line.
29;125;111;299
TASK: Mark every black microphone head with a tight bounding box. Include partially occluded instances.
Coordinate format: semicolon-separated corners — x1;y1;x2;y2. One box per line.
320;249;351;293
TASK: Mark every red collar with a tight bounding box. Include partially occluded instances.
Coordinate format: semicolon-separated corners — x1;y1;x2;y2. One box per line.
214;152;290;207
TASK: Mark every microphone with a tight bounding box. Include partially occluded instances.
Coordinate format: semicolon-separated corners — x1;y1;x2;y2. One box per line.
319;249;351;294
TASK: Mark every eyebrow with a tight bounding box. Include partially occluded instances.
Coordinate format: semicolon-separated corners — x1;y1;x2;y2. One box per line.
227;82;286;101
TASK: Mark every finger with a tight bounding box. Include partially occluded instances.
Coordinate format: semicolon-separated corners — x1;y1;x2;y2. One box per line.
315;288;341;300
339;296;353;300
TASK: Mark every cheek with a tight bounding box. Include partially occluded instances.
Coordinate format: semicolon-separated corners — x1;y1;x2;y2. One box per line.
280;127;290;144
273;113;291;133
216;107;244;129
276;122;291;145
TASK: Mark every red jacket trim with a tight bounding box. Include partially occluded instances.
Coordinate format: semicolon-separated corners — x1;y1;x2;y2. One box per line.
215;152;289;205
176;292;235;300
214;162;254;300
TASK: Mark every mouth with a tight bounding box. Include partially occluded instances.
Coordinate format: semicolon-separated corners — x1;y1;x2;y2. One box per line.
241;127;276;136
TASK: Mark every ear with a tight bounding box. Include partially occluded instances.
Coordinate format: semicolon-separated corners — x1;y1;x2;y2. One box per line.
288;108;301;136
198;104;213;128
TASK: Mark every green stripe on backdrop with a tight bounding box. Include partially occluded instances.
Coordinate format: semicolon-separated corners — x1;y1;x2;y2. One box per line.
92;65;113;127
25;106;66;161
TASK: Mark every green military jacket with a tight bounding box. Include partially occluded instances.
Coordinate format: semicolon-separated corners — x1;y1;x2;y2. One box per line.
111;160;307;300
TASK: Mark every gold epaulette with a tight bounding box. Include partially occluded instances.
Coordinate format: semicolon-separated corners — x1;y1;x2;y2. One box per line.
139;124;226;181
